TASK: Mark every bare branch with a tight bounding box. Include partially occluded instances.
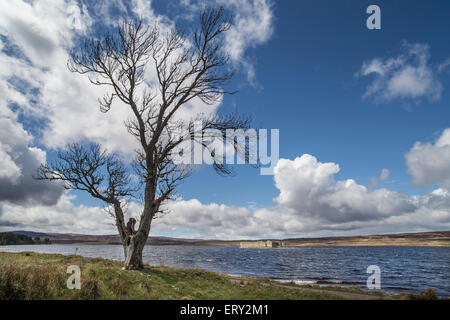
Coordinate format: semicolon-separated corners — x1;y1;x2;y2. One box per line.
36;143;133;203
39;7;252;269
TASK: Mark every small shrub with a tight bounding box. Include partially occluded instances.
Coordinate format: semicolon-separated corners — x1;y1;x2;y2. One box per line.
408;288;438;300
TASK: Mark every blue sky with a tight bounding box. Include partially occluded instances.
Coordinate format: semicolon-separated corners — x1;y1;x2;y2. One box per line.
1;0;450;238
175;0;450;206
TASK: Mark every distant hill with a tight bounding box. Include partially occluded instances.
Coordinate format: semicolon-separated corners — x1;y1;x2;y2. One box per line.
8;230;450;247
0;232;51;245
11;230;201;245
282;230;450;247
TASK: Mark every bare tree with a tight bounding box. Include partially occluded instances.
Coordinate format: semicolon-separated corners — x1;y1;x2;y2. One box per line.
36;8;251;269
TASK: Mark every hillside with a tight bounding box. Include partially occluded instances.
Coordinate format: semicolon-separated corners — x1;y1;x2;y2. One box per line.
11;230;200;245
8;230;450;247
283;231;450;247
0;232;50;245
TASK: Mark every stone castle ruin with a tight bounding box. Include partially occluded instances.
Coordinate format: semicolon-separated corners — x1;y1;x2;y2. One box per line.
239;240;286;248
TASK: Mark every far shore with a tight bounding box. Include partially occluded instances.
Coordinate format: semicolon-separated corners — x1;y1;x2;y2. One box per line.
3;230;450;247
53;230;450;247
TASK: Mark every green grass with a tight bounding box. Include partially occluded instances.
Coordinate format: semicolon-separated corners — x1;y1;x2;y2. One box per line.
0;252;415;300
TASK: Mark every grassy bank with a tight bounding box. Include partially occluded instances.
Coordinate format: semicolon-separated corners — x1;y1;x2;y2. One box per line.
0;252;434;300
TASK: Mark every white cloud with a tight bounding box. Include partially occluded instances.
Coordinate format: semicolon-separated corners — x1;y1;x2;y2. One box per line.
380;168;390;181
406;128;450;190
151;154;450;239
220;0;274;62
2;151;450;238
0;0;143;154
221;0;274;85
438;57;450;73
179;0;274;84
358;42;443;102
0;0;273;155
0;193;115;234
0;0;91;68
273;155;415;223
0;112;64;206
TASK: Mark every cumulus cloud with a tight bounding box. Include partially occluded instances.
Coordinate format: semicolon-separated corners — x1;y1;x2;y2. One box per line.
0;0;145;154
0;0;91;67
222;0;274;85
273;155;415;223
406;128;450;190
0;0;274;155
358;42;443;102
0;0;275;236
0;112;64;206
179;0;274;84
0;194;115;234
150;155;450;239
0;0;273;214
2;151;450;238
220;0;273;61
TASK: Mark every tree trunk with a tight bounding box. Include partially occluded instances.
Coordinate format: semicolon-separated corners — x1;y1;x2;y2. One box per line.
123;235;145;269
120;184;156;270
